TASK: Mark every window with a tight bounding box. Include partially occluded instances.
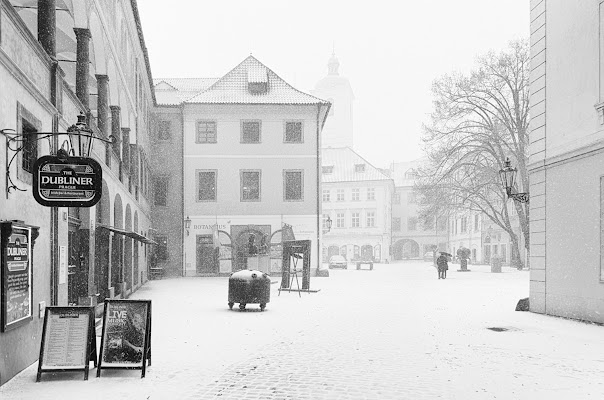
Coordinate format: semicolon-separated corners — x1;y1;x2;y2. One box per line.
408;217;417;231
154;176;168;206
336;212;345;228
322;189;330;202
355;164;366;173
158;120;171;140
351;212;360;228
461;217;467;232
352;188;360;201
155;235;168;261
284;121;303;143
407;192;416;204
21;122;38;173
241;170;260;201
394;193;401;204
241;120;261;143
322;166;334;174
474;214;480;231
336;189;345;201
393;218;401;231
196;120;217;143
366;211;375;227
284;170;303;201
197;170;216;201
367;188;375;201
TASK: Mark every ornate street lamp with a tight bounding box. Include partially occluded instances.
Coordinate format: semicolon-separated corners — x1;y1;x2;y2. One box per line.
65;112;95;158
184;216;192;236
499;157;529;203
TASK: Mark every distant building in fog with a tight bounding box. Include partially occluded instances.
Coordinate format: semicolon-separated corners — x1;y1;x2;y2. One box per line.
312;53;354;149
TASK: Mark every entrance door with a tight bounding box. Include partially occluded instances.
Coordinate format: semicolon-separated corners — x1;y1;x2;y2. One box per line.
484;245;491;264
196;235;218;274
68;223;88;305
361;245;373;261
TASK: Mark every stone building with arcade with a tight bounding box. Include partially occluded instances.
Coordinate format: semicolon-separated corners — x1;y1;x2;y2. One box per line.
0;0;156;384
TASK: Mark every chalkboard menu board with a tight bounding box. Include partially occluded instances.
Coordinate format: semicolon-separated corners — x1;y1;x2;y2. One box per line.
36;306;97;381
97;299;151;378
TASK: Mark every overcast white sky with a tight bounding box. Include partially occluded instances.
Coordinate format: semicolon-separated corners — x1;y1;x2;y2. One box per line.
137;0;529;168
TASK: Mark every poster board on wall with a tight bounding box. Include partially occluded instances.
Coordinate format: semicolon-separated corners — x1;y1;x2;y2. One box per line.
36;306;97;381
97;299;152;378
1;221;39;332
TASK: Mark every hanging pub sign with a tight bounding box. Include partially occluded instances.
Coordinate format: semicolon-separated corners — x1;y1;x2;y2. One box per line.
97;299;152;378
1;221;39;332
32;155;102;207
36;306;97;381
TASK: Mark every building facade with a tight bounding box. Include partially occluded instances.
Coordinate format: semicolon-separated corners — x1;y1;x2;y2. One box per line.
528;0;604;322
0;0;156;384
322;148;393;263
153;56;330;276
389;160;448;260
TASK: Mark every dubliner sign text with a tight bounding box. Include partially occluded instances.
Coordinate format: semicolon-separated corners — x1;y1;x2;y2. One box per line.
33;155;102;207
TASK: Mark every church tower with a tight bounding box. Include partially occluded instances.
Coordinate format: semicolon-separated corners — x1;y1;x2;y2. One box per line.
312;52;354;148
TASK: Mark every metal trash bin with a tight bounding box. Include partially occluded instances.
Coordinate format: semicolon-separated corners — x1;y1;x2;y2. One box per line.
228;269;271;311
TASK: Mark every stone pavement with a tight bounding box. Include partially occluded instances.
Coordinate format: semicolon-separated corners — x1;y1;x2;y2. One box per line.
2;261;604;400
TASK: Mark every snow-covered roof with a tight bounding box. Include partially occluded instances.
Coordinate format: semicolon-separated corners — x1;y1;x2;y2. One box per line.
321;147;392;183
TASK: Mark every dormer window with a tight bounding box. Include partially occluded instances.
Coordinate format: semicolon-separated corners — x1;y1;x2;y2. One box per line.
355;164;366;173
247;66;268;94
322;166;334;174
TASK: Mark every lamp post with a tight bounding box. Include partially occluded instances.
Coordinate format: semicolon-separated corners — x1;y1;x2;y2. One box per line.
499;157;529;203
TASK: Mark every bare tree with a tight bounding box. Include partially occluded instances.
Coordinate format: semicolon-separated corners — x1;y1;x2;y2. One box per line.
416;40;529;269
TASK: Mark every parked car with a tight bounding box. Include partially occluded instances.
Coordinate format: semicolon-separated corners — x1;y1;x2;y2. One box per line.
423;251;435;262
328;255;348;269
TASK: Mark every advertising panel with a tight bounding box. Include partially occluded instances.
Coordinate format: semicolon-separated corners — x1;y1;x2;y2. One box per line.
1;226;32;331
97;299;152;378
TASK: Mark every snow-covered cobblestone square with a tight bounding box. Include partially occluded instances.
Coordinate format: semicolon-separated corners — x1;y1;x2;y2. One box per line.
1;261;603;400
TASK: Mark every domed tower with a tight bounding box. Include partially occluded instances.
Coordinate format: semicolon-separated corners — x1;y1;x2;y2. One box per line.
312;52;354;148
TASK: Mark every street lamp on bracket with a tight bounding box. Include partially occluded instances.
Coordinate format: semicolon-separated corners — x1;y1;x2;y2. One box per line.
323;215;332;234
1;111;114;193
499;157;529;203
184;216;192;236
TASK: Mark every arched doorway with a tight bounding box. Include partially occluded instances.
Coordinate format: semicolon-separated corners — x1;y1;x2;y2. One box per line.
112;194;123;296
124;205;132;292
231;225;271;272
328;245;339;260
392;239;420;260
361;245;374;261
95;180;110;300
134;211;139;286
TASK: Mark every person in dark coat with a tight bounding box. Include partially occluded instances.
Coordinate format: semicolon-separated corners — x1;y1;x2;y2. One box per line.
436;253;449;279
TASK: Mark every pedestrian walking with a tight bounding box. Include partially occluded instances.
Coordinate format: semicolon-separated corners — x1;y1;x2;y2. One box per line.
436;252;449;279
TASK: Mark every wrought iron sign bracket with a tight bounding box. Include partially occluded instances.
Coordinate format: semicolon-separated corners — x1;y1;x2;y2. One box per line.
1;115;114;194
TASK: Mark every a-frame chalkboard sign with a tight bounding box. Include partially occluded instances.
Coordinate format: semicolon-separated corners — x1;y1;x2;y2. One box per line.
36;306;97;381
97;299;152;378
